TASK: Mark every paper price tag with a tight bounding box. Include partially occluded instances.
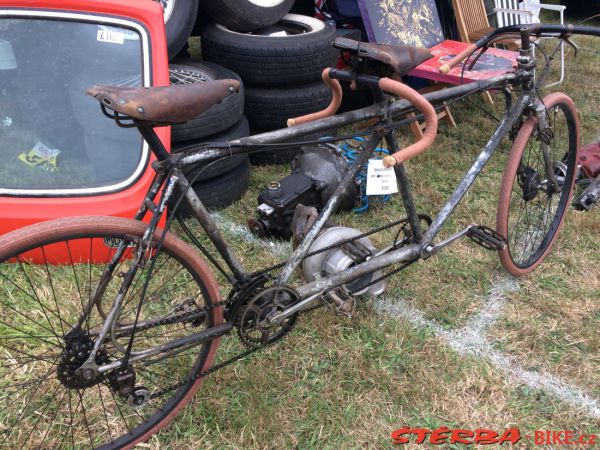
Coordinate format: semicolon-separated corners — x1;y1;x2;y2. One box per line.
366;159;398;196
97;29;125;45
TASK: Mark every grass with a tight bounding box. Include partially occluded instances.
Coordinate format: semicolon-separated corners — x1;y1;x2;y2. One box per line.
0;7;599;450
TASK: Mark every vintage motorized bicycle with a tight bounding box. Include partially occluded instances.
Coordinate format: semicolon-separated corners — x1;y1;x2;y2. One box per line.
0;23;597;449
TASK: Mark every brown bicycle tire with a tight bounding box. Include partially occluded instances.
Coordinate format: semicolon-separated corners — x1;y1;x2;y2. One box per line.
496;92;579;277
0;216;223;449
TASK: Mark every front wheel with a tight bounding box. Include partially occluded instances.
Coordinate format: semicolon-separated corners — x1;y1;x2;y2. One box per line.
0;216;223;449
497;93;579;276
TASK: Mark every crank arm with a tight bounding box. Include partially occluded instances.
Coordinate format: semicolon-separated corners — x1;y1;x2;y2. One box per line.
267;292;322;325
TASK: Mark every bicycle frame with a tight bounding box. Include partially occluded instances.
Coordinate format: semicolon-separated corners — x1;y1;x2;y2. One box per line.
80;24;581;373
137;73;525;312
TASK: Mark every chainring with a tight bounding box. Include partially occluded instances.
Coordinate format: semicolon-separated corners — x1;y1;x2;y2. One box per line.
234;286;299;348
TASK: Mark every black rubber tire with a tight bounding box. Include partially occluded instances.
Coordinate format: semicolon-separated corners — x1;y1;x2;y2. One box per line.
173;116;250;181
169;60;245;142
0;216;222;450
201;0;295;32
201;14;338;86
175;157;251;216
244;81;332;131
163;0;199;59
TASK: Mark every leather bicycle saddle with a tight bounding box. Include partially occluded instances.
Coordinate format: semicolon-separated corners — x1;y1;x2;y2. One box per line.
333;37;433;76
86;80;241;126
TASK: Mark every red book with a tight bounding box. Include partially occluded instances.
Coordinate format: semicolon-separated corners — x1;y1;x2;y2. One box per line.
409;40;518;85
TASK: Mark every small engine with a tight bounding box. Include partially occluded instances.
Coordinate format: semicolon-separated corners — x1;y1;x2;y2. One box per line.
248;144;359;239
287;204;387;301
302;225;387;298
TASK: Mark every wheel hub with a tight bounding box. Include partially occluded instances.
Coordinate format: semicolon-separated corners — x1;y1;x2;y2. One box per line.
519;166;542;201
57;331;109;389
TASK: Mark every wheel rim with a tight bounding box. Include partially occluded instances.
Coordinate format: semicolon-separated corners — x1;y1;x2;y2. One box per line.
169;67;211;85
247;0;287;7
156;0;176;23
505;102;577;268
215;14;326;37
0;230;215;449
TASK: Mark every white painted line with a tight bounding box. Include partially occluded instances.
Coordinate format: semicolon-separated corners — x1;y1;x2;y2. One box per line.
376;277;600;420
210;212;600;419
210;212;291;258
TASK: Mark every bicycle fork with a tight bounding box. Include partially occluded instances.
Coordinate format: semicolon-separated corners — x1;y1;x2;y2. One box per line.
535;102;562;193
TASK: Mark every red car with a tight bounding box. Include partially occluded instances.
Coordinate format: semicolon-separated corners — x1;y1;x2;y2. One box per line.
0;0;170;235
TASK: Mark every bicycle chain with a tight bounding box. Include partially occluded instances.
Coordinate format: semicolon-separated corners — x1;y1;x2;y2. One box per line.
147;259;418;400
249;217;411;278
143;218;419;400
114;300;227;336
148;298;324;400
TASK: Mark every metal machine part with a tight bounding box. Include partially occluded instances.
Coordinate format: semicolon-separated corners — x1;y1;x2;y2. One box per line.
575;174;600;211
574;141;600;211
291;144;358;209
302;226;387;297
127;387;150;410
249;144;359;239
235;286;299;347
249;174;321;239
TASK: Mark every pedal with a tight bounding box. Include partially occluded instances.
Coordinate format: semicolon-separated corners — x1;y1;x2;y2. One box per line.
323;290;355;318
467;226;506;251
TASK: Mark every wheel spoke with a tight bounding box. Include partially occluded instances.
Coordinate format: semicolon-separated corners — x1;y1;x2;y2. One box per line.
499;96;577;272
0;221;218;447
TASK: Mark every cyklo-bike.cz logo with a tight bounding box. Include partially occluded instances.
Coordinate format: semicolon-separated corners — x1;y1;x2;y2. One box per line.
391;426;598;446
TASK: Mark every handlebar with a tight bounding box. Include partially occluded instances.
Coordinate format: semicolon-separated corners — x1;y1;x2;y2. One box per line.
287;69;438;167
287;69;343;127
378;77;438;168
439;24;600;75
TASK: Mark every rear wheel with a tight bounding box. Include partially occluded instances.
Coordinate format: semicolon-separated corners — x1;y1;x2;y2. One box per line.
497;93;579;276
0;216;223;449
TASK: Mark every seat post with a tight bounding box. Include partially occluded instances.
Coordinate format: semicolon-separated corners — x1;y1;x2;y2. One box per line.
136;124;170;161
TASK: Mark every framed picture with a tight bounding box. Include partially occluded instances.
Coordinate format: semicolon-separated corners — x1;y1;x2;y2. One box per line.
357;0;445;48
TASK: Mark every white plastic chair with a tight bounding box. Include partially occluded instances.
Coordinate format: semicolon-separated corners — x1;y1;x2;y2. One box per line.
493;0;566;86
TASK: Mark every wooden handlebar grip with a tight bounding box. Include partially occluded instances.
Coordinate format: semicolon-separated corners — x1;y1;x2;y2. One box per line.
438;43;478;74
287;69;342;127
378;77;438;168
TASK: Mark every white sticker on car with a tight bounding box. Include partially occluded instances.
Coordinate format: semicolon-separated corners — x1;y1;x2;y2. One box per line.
97;29;125;45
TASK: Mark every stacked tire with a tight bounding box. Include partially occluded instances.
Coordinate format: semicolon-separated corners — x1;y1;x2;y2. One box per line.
169;60;251;215
201;12;338;164
158;0;199;59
